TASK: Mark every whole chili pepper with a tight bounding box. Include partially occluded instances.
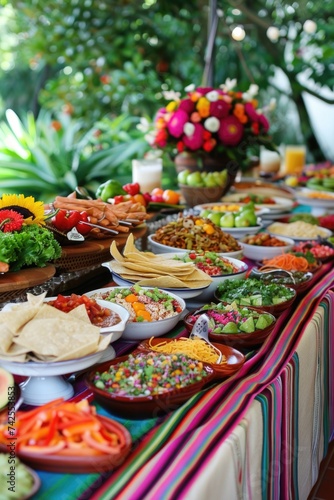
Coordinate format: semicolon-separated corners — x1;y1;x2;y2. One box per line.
122;182;140;196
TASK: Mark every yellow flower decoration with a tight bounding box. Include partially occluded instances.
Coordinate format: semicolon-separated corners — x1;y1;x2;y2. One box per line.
197;97;210;118
166;101;178;113
0;194;46;226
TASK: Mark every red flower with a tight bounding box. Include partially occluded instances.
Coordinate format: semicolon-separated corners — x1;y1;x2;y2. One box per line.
0;209;24;232
179;99;196;114
210;100;231;119
218;116;244;146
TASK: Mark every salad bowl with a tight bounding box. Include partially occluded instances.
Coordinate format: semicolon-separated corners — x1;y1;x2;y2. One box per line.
184;305;277;348
214;278;297;317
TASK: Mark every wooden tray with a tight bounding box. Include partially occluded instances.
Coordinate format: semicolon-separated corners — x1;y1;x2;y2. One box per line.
0;264;56;303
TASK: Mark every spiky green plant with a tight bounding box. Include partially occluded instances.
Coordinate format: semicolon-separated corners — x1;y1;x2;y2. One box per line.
0;109;148;202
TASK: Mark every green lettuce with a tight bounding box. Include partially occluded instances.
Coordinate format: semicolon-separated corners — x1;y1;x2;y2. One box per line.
0;225;62;271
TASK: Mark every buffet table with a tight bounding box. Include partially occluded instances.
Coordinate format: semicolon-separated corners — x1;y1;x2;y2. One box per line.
30;262;334;500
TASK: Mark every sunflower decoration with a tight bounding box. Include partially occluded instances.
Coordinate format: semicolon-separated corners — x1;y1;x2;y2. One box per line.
0;194;46;232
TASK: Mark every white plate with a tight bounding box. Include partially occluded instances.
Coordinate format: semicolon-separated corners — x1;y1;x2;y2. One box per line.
0;350;106;406
222;194;294;213
220;224;263;239
294;188;334;209
266;225;332;242
193;202;270;217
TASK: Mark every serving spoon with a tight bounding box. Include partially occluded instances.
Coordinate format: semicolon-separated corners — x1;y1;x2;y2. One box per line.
190;314;223;364
250;267;296;284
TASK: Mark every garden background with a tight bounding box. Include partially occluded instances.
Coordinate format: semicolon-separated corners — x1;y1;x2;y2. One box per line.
0;0;333;202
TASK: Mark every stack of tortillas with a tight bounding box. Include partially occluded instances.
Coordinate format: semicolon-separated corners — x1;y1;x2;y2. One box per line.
109;234;212;289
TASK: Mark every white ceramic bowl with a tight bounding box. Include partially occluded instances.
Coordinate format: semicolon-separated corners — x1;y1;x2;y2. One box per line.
220;223;263;240
193;256;248;303
239;235;295;261
148;234;244;258
85;286;186;340
266;223;333;242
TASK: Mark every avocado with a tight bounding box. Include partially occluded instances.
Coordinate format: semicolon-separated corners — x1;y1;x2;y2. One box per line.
222;322;239;334
239;317;255;333
255;316;270;330
0;367;15;409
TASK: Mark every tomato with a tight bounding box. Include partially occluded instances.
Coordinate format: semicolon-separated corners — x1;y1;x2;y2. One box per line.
132;193;147;206
162;189;180;205
151;187;164;196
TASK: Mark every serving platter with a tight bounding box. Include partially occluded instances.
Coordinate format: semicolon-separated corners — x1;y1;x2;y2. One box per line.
0;415;132;474
222;194;294;213
0;349;110;406
293;188;334;209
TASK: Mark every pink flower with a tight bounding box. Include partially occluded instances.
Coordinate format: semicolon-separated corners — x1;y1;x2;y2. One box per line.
167;109;189;138
210;100;231;119
218;116;244;146
179;99;196;114
244;102;258;121
258;113;270;132
195;87;214;95
182;123;204;150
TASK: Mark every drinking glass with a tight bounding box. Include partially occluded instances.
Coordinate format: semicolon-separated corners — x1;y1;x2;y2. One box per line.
283;145;306;175
132;159;163;193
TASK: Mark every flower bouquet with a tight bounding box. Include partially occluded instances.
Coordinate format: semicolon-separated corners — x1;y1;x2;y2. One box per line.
146;79;277;173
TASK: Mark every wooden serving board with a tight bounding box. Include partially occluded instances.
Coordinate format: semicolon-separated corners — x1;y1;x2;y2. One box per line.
0;264;56;292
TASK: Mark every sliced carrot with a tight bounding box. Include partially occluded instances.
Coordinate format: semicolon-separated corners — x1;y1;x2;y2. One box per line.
125;293;139;303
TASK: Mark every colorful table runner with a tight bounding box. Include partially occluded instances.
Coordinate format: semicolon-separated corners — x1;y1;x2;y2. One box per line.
30;263;334;499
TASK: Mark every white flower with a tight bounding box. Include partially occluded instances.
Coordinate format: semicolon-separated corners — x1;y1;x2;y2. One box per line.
162;90;181;101
184;122;195;137
220;78;237;91
204;116;220;133
136;117;150;133
184;83;196;92
243;84;259;102
144;131;156;145
205;90;219;102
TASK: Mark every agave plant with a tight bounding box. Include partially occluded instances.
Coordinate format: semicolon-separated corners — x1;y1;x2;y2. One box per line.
0;109;149;202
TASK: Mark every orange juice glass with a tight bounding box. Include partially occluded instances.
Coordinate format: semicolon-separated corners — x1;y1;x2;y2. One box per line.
283;145;306;175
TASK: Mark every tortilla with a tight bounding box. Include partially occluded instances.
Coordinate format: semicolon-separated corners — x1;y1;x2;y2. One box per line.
14;318;100;358
0;293;113;363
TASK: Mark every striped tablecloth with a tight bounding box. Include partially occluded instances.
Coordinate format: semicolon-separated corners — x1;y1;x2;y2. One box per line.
31;263;334;499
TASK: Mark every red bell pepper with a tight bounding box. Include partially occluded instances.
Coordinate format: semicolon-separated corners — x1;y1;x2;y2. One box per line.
52;209;80;232
76;211;92;235
122;182;140;196
52;209;92;235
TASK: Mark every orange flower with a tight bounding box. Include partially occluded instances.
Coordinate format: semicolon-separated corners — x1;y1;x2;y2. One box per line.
190;112;201;123
233;103;248;124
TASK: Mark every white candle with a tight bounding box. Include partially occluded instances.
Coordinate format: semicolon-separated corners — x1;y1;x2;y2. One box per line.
132;159;163;193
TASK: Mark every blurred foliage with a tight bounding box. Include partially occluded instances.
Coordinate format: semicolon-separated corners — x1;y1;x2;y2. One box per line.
0;0;333;196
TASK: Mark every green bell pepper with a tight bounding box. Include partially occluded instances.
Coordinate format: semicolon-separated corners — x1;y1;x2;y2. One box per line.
95;180;126;202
